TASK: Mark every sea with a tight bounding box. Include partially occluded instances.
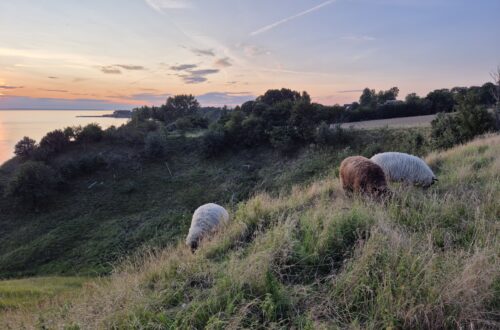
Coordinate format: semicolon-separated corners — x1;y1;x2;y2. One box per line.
0;110;129;165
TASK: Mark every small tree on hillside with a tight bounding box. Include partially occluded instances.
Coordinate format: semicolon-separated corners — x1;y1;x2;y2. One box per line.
6;161;58;207
39;129;70;154
491;66;500;130
144;129;169;159
162;95;200;123
14;137;37;158
76;123;103;143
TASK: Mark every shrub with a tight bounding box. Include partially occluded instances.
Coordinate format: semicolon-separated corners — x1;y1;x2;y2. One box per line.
202;127;226;157
59;155;107;179
315;123;351;147
269;126;298;153
76;123;103;143
39;129;70;154
431;97;494;149
6;161;58;207
14;137;37;158
144;130;169;159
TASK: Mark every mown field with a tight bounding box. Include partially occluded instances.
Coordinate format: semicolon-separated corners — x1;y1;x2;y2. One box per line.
342;114;437;129
2;134;498;329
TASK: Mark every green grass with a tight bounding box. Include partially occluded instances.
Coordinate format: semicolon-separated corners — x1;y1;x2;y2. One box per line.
0;276;87;310
0;127;430;278
1;134;497;329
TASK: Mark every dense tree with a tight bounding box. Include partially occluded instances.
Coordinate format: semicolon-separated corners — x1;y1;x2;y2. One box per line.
426;89;455;113
256;88;304;106
377;87;400;104
76;123;103;143
359;88;377;107
14;137;37;158
39;129;70;154
6;161;58;207
161;94;200;122
431;92;494;149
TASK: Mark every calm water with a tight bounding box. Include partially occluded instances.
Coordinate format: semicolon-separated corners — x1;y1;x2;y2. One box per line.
0;110;129;165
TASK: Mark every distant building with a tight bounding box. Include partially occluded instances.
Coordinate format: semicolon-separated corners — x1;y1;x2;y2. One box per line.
112;110;132;118
344;103;357;111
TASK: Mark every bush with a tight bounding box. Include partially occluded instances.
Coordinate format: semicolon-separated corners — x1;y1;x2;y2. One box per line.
269;126;298;153
76;123;103;143
6;161;58;207
59;155;107;179
431;97;494;149
39;129;70;154
315;122;351;147
202;127;226;157
144;130;169;159
14;137;37;158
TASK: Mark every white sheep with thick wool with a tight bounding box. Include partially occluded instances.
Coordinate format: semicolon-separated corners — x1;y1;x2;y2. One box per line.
186;203;229;251
370;152;437;187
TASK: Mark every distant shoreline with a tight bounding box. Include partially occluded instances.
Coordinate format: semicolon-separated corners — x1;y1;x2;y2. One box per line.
77;110;132;119
0;109;131;111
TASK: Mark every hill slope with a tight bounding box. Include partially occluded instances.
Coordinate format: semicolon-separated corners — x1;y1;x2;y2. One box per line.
3;134;499;329
0;127;428;278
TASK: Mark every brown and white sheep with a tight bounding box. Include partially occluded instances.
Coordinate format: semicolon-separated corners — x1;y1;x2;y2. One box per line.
339;156;389;197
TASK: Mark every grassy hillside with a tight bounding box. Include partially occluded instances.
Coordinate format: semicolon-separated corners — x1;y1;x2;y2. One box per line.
2;134;498;329
0;127;429;278
0;277;87;310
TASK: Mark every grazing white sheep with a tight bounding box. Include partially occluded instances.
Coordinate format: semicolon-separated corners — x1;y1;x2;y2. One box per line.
186;203;229;251
370;152;437;187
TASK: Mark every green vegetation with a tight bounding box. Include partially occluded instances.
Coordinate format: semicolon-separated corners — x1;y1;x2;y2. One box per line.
0;84;499;327
0;276;87;311
0;85;497;278
1;134;498;328
0;118;430;278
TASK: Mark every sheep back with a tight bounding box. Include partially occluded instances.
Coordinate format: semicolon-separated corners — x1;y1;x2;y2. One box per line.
370;152;437;187
339;156;388;197
186;203;229;250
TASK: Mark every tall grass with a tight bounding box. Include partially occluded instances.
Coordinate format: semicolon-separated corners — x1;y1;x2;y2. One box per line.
2;134;499;329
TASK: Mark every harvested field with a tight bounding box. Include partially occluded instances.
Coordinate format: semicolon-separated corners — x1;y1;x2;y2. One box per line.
341;114;437;129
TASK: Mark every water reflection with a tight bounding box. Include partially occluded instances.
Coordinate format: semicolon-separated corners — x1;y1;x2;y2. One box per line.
0;110;128;165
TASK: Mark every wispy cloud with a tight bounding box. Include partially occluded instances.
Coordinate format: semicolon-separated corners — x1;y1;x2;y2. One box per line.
0;85;23;89
250;0;336;36
170;65;220;84
192;48;215;57
100;66;122;74
236;43;271;57
100;64;145;74
108;92;171;103
144;0;192;13
39;88;68;93
115;64;146;70
170;64;198;71
197;92;255;107
214;57;232;68
337;89;364;93
48;76;58;79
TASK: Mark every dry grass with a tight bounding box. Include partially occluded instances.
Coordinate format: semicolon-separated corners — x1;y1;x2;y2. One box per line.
342;114;437;129
1;134;499;329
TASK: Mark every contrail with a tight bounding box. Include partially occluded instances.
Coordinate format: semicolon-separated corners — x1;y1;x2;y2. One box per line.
250;0;336;36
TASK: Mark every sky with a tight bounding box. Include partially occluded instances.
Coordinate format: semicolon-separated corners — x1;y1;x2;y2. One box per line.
0;0;499;109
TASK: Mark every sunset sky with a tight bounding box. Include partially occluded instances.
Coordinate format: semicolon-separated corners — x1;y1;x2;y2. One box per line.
1;0;499;109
